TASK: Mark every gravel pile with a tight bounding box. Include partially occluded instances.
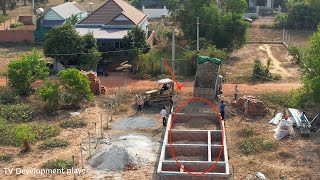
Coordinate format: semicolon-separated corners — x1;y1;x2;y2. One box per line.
195;61;219;88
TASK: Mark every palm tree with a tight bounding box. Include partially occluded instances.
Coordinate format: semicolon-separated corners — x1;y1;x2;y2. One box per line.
68;14;79;25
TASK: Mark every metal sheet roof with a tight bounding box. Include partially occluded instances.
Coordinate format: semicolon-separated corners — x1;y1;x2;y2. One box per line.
51;2;85;20
76;28;129;39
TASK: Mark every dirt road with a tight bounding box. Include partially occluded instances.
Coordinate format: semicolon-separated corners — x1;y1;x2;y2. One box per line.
0;75;301;96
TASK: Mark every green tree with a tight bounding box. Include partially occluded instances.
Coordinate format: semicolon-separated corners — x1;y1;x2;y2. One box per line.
44;23;84;65
0;0;8;15
167;0;248;50
123;26;150;52
303;27;320;102
7;49;49;95
226;0;247;14
80;32;101;70
58;69;93;108
68;14;79;25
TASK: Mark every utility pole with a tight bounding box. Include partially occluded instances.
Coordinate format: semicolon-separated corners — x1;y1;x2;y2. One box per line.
32;0;34;14
172;28;175;74
131;33;136;48
197;17;200;52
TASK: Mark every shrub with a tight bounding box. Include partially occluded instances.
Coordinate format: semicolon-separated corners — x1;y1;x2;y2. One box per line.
58;69;93;108
39;139;69;150
38;81;60;112
42;159;73;170
31;124;60;140
59;119;87;129
252;59;272;81
0;154;13;162
238;127;255;138
0;104;35;123
13;124;37;152
238;138;278;155
0;88;19;104
10;21;24;28
7;49;49;96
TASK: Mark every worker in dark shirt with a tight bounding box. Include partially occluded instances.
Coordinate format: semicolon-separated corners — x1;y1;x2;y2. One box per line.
219;101;226;120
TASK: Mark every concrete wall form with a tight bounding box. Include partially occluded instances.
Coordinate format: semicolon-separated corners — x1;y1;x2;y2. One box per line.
157;113;230;179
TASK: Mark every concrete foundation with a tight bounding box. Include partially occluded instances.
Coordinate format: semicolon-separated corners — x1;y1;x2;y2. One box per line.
157;113;229;179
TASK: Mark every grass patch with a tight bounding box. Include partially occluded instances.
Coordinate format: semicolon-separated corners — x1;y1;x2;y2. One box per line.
0;153;13;162
259;91;292;108
0;104;36;123
238;137;278;155
0;120;60;146
238;127;255;138
114;104;128;115
42;159;73;170
39;139;69;150
59;119;87;129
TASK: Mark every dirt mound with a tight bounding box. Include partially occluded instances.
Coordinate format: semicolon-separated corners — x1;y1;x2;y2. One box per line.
174;119;218;130
88;146;135;171
88;134;157;171
195;61;219;88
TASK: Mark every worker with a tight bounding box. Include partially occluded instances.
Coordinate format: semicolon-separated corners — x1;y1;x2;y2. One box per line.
234;85;239;101
160;107;167;126
300;111;306;123
244;97;249;116
169;96;173;113
219;101;226;120
136;95;143;113
160;83;169;95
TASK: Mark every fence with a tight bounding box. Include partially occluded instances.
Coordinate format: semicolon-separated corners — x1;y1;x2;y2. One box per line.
0;30;34;43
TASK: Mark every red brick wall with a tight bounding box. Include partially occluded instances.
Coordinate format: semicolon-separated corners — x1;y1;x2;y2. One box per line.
0;30;34;42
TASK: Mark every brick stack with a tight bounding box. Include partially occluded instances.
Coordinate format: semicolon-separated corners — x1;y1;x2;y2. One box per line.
82;71;107;95
232;96;268;116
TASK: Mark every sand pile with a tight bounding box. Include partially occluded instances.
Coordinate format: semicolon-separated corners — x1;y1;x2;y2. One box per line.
88;134;157;171
195;61;219;88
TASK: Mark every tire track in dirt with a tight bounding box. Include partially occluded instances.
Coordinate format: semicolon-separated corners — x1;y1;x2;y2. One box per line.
259;44;291;77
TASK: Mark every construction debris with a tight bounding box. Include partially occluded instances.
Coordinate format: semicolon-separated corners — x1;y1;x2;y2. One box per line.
269;113;283;125
273;119;294;140
82;71;107;95
232;96;268;116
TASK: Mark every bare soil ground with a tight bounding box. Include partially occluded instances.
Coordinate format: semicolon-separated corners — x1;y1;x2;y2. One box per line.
225;43;301;83
247;17;314;46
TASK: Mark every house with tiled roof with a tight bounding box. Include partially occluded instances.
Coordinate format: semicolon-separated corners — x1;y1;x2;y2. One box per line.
75;0;148;52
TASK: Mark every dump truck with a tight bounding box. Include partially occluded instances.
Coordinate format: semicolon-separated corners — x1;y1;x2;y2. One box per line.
194;56;223;101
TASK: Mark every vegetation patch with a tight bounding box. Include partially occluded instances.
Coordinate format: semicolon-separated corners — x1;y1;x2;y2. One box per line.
59;119;87;129
238;127;255;138
259;91;293;108
238;137;278;155
0;104;36;123
42;159;73;170
10;21;24;28
0;120;60;148
39;139;69;150
0;153;13;162
0;88;20;105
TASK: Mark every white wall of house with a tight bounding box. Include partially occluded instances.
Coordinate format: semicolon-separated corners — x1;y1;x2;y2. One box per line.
139;16;149;33
142;5;170;19
43;9;64;20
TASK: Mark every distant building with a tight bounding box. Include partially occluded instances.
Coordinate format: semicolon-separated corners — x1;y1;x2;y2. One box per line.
35;2;87;41
75;0;148;52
